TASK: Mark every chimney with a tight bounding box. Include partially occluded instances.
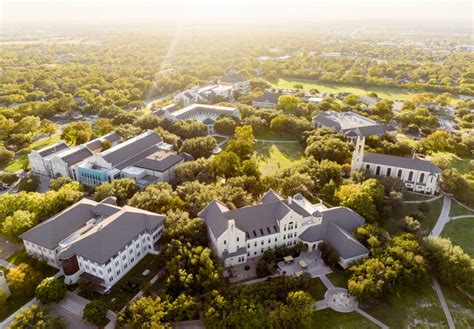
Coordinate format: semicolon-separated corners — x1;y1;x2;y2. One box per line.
288;196;292;204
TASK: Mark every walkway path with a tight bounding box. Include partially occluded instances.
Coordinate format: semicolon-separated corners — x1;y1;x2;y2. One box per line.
429;196;452;237
319;274;335;289
431;277;455;329
450;215;474;220
0;259;16;270
354;307;389;329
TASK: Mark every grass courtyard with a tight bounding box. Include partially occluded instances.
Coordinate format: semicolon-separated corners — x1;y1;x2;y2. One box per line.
440;284;474;327
449;201;474;218
271;78;415;101
254;141;304;176
442;218;474;258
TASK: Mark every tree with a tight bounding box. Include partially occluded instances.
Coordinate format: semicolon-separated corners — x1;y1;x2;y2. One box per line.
212;151;242;178
162;210;208;247
214;116;237;135
94;178;138;206
422;237;474;294
179;136;217;159
226;125;255;160
128;182;184;214
174;158;216;185
9;305;66;329
83;300;109;326
305;136;351;164
35;277;66;304
95;118;114;135
39;119;58;137
0;146;14;166
61;121;92;145
268;291;313;329
318;242;341;267
2;210;35;241
172;120;207;139
48;177;73;191
7;263;42;297
18;175;40;192
0;290;7;311
277;95;300;112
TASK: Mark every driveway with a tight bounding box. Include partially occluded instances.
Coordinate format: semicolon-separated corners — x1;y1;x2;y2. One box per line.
278;251;331;278
0;234;22;260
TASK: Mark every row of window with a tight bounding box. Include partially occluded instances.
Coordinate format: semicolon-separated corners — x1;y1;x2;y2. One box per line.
370;165;434;184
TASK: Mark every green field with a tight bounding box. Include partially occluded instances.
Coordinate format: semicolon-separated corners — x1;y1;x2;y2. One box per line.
442;218;474;257
429;152;474;184
272;78;415;101
311;309;378;329
359;279;448;328
254;141;304;176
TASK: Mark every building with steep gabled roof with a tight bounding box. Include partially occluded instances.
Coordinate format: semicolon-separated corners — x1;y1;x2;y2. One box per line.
199;190;368;268
21;197;164;293
218;68;250;94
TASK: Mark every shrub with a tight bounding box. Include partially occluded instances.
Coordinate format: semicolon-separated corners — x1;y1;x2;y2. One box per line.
83;300;109;326
18;175;40;192
35;277;66;304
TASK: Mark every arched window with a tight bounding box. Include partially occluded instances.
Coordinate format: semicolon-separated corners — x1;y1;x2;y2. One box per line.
408;171;413;181
366;164;370;171
375;166;381;176
386;168;391;177
398;169;402;178
419;173;425;182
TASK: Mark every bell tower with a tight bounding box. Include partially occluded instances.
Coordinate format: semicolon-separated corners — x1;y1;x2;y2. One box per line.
351;135;365;172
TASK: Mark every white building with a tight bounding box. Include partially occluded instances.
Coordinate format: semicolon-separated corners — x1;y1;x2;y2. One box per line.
174;84;234;107
252;90;282;109
156;104;240;135
29;132;121;179
351;136;442;195
312;111;396;142
199;190;368;269
75;131;186;187
218;68;250;94
0;270;10;296
20;197;164;293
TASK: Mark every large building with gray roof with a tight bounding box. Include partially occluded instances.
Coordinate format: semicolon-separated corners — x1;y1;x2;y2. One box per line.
199;189;368;268
29;132;121;178
75;130;188;186
21;197;164;292
351;136;441;194
312;111;396;142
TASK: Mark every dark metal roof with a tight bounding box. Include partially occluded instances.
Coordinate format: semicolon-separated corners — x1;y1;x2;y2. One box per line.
38;142;69;157
364;152;442;173
134;154;183;172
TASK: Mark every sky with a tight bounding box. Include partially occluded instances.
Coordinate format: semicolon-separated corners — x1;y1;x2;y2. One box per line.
1;0;472;27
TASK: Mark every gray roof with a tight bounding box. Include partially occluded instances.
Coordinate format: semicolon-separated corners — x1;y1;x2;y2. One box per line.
134;154;183;172
343;125;389;137
60;146;94;166
85;132;121;151
20;199;121;249
202;117;215;125
102;131;163;167
364;152;442;173
261;189;282;203
58;206;164;264
325;223;368;259
38;141;69;157
253;90;281;104
199;199;230;239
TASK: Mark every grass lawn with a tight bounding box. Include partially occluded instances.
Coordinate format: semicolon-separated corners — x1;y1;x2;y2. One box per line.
384;197;443;236
3;135;61;173
402;191;435;202
311;309;378;328
359;278;447;328
254;141;304;176
213;136;227;144
441;217;474;257
305;278;327;300
326;270;350;289
449;201;474;218
440;284;474;327
79;254;163;312
429;152;474;184
272;78;415;101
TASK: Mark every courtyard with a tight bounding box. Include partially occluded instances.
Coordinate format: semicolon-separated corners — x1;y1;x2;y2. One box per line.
277;251;331;278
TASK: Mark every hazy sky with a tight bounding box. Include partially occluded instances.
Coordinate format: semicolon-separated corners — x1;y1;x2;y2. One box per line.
1;0;472;27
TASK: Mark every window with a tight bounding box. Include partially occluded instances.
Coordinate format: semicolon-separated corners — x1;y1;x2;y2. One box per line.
108;268;112;273
116;270;120;275
386;168;391;177
398;169;402;178
419;173;425;182
247;252;250;257
247;244;250;248
223;240;226;245
254;242;257;247
261;241;264;245
408;171;413;181
366;164;370;171
109;277;113;282
375;166;381;176
236;237;239;242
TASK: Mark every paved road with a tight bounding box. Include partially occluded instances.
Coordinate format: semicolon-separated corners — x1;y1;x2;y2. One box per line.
432;277;455;329
430;196;452;237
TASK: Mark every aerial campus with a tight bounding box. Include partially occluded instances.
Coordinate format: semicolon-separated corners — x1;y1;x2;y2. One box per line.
0;1;473;328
